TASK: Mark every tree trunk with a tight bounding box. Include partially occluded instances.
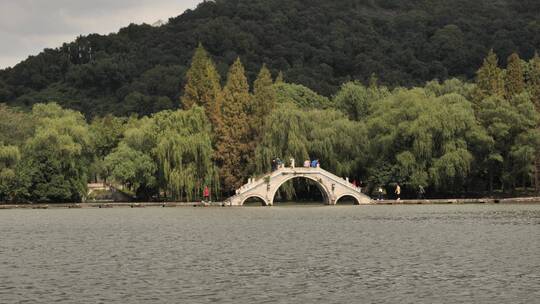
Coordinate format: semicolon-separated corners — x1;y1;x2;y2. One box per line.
534;152;540;193
489;171;494;194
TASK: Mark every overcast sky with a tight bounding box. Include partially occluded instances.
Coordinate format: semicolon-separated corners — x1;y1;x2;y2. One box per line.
0;0;202;69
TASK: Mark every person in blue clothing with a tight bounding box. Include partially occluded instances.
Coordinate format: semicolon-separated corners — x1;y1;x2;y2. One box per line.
310;159;317;168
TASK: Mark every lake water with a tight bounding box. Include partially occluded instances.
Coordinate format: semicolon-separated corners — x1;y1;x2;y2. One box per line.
1;204;539;303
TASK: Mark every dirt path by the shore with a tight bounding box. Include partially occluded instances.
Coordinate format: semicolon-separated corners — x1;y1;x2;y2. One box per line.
371;197;540;205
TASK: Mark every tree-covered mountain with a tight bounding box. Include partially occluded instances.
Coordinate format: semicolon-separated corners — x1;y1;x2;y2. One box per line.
1;0;539;117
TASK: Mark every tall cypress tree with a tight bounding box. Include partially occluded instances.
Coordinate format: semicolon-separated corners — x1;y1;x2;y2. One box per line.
245;65;277;175
475;49;505;100
251;65;276;137
217;58;252;192
181;44;223;129
505;52;525;99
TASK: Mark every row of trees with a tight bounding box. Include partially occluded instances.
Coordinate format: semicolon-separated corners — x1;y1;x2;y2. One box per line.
1;47;540;202
1;0;539;117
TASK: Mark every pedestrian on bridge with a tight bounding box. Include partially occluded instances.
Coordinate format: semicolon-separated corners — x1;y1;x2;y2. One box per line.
290;158;295;168
304;160;310;167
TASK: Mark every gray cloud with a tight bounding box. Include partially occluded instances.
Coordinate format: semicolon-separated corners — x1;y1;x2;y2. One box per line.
0;0;202;68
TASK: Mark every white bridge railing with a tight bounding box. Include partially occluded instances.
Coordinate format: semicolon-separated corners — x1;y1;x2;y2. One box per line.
232;167;361;198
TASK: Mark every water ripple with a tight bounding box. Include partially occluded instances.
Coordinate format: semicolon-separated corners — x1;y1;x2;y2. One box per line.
0;205;539;303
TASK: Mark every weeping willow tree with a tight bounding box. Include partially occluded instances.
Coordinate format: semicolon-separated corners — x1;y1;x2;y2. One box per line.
474;93;540;191
254;102;367;200
333;81;390;121
104;142;157;198
253;104;310;201
15;103;92;202
425;78;476;100
105;106;218;201
154;107;219;201
365;86;491;193
0;144;20;201
274;82;333;109
254;104;310;175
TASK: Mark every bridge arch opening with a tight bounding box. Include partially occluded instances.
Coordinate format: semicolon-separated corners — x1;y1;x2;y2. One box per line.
335;195;361;205
241;196;268;206
271;176;331;205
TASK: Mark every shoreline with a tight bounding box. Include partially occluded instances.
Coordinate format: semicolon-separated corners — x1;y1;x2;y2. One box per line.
1;197;540;209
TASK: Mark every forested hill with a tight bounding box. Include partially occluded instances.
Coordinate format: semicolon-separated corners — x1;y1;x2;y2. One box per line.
1;0;539;117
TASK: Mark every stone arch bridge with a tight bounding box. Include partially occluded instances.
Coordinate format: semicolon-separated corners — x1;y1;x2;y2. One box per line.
226;167;372;206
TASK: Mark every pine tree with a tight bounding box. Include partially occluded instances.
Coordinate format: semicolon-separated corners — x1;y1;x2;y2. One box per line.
181;43;223;129
217;58;252;192
475;49;505;100
505;52;525;99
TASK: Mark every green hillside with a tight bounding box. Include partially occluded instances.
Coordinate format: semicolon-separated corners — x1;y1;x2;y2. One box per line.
1;0;539;117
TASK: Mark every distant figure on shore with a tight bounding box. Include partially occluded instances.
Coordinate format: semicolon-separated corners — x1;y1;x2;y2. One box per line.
377;186;384;200
303;160;310;167
203;186;210;202
418;185;425;199
395;184;401;201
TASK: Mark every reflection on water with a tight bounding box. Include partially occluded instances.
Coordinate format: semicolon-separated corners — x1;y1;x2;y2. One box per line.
1;204;539;303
